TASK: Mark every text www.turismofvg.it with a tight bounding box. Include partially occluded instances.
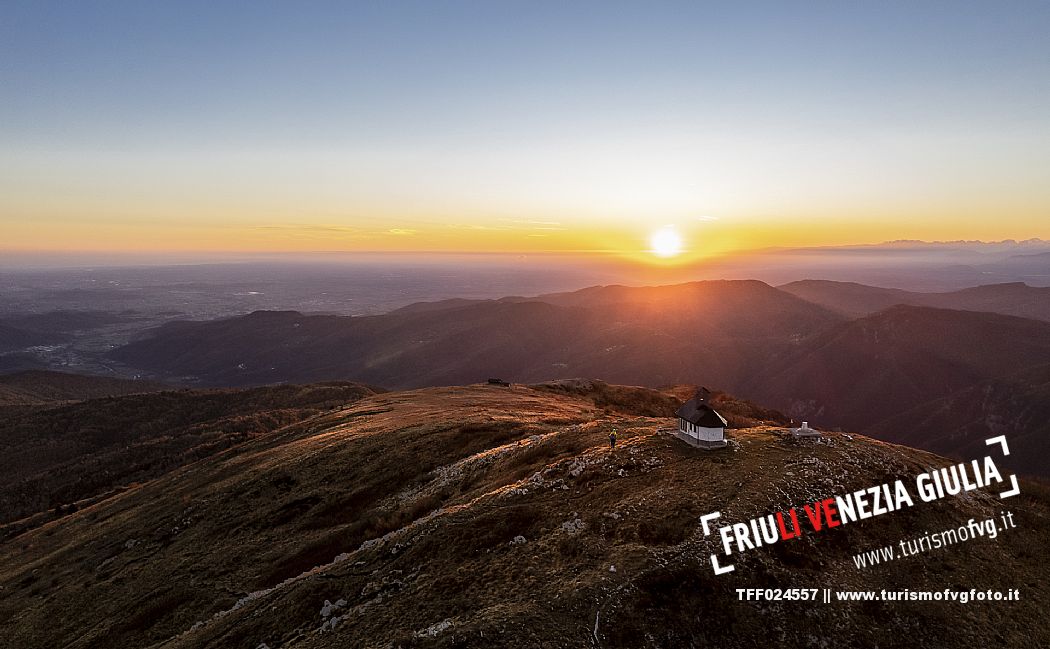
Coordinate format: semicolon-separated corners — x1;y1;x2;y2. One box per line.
852;511;1017;569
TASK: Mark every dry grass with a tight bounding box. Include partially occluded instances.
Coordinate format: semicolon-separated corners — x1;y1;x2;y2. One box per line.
1;384;1048;649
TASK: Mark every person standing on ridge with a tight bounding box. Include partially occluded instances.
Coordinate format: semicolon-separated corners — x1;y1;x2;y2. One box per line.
609;429;617;449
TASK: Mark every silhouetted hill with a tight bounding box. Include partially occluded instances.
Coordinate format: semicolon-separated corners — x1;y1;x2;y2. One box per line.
110;280;843;390
780;279;1050;321
0;384;1045;648
389;297;493;314
0;381;381;534
0;370;168;406
746;306;1050;451
777;280;918;317
868;363;1050;478
923;282;1050;321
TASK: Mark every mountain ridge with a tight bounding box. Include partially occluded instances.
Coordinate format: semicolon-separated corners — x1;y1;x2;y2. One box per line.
0;370;168;407
779;279;1050;321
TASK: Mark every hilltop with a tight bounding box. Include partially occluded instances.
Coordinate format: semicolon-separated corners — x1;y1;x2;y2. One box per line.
1;383;1046;648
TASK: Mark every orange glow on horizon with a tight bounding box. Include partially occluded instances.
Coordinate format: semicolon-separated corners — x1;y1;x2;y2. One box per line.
3;205;1048;265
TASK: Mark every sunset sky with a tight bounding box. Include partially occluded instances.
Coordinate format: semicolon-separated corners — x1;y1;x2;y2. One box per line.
2;2;1049;263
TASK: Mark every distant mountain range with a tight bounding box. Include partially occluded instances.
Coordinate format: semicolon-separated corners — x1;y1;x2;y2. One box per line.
106;279;1050;476
110;280;840;390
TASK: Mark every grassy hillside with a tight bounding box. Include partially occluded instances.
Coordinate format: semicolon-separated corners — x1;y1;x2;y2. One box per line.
0;382;381;534
0;384;1045;648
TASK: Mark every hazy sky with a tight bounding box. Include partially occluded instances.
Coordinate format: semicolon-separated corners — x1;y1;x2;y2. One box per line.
2;1;1049;262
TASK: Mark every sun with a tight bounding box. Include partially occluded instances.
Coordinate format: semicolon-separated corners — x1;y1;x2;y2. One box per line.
649;226;683;258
